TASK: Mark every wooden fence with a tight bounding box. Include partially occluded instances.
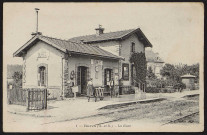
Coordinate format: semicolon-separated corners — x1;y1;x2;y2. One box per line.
7;87;47;111
7;87;27;106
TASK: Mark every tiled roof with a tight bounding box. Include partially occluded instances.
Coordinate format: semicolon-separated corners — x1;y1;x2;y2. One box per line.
14;34;122;60
69;29;135;43
145;50;164;63
40;35;122;59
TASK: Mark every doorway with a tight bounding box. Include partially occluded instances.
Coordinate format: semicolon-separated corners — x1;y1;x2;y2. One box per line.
77;66;88;95
104;68;113;93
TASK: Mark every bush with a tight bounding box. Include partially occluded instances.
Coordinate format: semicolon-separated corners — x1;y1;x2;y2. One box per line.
173;82;186;90
146;87;161;93
146;79;166;88
129;88;135;94
160;87;176;93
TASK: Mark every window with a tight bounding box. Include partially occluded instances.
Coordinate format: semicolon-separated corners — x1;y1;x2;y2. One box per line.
104;68;112;85
122;63;129;80
131;42;135;53
38;66;46;86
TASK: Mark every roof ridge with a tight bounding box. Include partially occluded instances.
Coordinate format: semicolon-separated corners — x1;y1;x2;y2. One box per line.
69;28;136;40
42;35;79;43
41;34;98;49
41;35;69;42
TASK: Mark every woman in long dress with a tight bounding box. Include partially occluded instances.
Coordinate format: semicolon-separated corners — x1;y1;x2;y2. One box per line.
87;78;93;101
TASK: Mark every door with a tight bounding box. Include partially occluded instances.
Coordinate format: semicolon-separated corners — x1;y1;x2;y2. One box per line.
104;68;112;92
77;66;88;95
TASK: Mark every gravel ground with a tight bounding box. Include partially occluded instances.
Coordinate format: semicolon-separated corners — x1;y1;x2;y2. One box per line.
44;95;199;126
172;112;199;124
4;93;200;132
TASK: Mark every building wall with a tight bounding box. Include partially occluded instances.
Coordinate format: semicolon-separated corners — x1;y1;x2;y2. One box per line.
90;41;120;56
120;34;145;85
23;41;64;99
22;40;120;98
182;78;195;90
90;34;145;86
67;55;119;92
67;55;91;94
147;62;164;79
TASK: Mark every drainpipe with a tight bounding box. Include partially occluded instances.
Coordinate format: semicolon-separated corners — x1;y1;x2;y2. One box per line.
62;57;64;100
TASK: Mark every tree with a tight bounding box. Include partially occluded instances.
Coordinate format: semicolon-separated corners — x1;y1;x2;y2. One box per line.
12;71;22;87
160;64;175;78
147;66;156;79
160;63;199;87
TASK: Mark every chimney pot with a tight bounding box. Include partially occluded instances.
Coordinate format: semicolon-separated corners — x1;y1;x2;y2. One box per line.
95;25;104;36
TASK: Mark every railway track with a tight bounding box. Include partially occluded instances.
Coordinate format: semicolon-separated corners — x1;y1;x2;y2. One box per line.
43;95;199;126
162;111;199;125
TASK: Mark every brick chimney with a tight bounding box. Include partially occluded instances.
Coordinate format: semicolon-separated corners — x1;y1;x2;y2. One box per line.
95;25;104;36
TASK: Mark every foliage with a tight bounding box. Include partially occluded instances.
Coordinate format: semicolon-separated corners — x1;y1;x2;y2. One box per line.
146;86;177;93
160;64;177;80
173;82;186;90
160;63;199;85
147;66;156;79
7;64;22;78
145;87;161;93
129;52;147;84
160;87;176;93
12;71;22;87
146;78;165;88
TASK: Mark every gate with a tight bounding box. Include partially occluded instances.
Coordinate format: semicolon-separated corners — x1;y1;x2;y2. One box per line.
26;88;47;110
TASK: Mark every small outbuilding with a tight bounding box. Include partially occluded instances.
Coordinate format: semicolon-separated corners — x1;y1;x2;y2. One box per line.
181;74;196;90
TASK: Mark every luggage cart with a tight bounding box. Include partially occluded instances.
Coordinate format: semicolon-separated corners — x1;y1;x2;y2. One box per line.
87;87;104;102
95;87;104;101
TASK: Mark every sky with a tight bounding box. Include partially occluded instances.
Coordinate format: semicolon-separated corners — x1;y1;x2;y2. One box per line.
3;2;204;65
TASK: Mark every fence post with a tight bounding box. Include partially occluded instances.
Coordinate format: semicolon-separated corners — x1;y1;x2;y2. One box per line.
42;90;44;109
44;89;47;109
26;89;29;111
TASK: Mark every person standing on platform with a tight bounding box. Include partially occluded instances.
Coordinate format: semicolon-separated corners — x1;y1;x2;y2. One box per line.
87;78;93;102
109;79;114;98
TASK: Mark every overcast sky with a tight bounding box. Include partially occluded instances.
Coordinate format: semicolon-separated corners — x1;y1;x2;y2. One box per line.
4;2;204;65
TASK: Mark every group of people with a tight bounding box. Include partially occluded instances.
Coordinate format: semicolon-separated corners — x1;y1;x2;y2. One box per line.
87;78;116;98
